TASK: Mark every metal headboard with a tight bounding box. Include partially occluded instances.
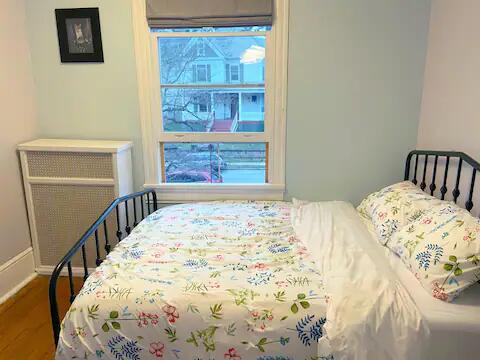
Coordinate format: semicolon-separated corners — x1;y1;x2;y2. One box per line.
404;150;480;212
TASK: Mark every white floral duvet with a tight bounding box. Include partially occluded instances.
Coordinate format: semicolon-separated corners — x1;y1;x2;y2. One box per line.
57;200;429;360
57;201;333;360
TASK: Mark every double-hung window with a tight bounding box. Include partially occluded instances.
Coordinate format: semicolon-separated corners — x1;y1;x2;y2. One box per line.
137;1;288;201
193;64;211;83
229;64;240;82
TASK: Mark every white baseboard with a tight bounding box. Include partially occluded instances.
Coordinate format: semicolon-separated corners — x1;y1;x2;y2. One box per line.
0;247;36;305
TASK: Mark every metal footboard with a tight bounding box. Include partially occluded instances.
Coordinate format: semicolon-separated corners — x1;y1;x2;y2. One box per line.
49;189;158;346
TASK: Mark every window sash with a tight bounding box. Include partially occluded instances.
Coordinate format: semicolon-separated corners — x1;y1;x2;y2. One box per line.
159;142;269;184
152;30;273;141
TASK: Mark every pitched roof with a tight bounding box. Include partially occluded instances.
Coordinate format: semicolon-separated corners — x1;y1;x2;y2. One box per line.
180;36;265;59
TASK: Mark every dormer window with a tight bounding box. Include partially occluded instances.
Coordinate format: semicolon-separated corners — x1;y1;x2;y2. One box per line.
197;40;206;57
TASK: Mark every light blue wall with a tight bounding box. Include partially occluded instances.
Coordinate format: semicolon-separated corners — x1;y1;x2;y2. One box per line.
25;0;145;189
25;0;431;202
285;0;431;204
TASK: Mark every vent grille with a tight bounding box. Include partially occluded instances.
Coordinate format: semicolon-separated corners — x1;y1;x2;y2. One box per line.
31;184;117;267
27;151;113;179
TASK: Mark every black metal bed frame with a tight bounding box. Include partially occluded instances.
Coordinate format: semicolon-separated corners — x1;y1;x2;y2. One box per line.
49;189;157;345
404;150;480;213
49;150;480;347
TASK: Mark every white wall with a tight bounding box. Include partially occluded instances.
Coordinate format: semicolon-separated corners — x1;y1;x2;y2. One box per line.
25;0;145;190
24;0;432;205
0;0;37;301
286;0;431;204
417;0;480;156
0;0;37;265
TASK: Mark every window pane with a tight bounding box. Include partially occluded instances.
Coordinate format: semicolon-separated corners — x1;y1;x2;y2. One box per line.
158;36;265;85
162;88;264;132
163;143;266;184
230;65;239;81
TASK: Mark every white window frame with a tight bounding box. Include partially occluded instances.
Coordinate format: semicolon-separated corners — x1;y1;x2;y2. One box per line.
133;0;289;202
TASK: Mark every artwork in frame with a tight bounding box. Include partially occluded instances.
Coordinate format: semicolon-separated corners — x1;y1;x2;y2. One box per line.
55;8;104;63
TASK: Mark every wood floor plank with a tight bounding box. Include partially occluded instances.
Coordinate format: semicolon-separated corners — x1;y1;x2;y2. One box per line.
0;275;82;360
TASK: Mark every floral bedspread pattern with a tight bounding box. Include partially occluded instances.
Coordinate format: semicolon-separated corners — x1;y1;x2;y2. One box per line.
357;181;441;245
388;202;480;302
57;201;332;360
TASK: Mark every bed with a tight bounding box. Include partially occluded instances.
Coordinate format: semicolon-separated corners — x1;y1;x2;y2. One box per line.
362;217;480;359
50;150;480;359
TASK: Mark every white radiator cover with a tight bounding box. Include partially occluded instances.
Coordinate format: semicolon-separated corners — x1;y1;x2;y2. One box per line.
17;139;133;273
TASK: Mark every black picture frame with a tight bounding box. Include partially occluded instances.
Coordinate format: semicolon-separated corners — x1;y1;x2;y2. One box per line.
55;8;104;63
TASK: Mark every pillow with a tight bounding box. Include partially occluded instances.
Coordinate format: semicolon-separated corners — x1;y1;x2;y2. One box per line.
357;181;441;245
389;202;480;302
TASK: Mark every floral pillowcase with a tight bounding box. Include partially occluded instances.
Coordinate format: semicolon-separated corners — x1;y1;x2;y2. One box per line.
357;181;441;245
388;202;480;302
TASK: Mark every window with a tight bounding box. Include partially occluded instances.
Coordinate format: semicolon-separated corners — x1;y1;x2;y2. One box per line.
197;65;207;82
196;40;206;56
138;1;288;201
193;94;210;113
230;64;240;81
197;101;207;113
164;143;266;184
156;29;268;181
193;64;211;82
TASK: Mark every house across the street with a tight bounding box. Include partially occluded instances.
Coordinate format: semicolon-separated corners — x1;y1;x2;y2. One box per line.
160;35;266;133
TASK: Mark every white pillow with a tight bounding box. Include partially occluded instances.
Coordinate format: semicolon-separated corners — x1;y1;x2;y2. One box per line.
389;202;480;302
357;181;441;244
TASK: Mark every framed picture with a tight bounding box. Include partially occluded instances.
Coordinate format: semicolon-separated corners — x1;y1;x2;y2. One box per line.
55;8;104;63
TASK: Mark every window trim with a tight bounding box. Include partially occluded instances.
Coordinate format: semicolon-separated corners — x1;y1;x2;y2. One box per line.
132;0;289;201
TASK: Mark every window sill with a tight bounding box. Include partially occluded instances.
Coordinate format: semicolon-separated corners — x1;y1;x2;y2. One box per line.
143;183;285;202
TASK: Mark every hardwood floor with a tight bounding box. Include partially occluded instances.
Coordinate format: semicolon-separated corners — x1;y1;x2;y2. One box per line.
0;275;82;360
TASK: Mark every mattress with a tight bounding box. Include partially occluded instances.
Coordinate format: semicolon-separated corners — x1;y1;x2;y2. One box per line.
56;201;332;359
361;216;480;358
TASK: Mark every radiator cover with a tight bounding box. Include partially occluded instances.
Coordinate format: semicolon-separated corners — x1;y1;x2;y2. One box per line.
18;139;133;273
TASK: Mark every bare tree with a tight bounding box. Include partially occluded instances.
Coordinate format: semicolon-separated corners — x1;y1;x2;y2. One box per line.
160;38;229;132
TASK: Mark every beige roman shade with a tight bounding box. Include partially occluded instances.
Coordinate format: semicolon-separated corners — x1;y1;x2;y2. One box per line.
146;0;273;28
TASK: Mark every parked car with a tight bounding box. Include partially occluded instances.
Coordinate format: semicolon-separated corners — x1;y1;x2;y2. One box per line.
166;170;223;183
183;152;227;171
